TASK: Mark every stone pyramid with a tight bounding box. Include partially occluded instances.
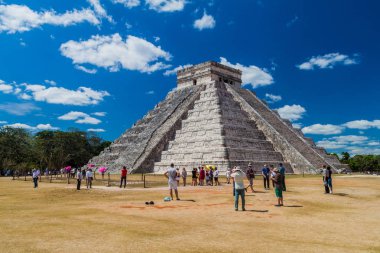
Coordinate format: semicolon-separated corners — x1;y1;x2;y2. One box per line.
89;61;342;174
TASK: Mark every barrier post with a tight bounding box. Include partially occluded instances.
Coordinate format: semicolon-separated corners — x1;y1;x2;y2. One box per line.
67;176;70;184
107;173;110;187
143;175;146;188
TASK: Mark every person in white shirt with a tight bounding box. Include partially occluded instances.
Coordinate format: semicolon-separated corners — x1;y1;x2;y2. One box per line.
231;167;246;211
226;169;231;184
32;169;40;188
76;169;83;190
86;169;93;189
214;167;220;186
164;163;180;200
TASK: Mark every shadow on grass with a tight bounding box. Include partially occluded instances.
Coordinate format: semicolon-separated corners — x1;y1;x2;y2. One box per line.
283;205;303;208
178;199;196;202
333;193;349;197
246;209;269;213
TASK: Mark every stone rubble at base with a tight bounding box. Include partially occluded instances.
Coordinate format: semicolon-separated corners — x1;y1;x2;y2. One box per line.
88;61;343;174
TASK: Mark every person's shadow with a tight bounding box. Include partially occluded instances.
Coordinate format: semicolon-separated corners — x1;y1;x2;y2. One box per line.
283;205;303;208
246;209;269;212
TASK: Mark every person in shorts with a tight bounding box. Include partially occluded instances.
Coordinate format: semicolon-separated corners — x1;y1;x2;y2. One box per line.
271;168;284;206
245;163;255;193
191;168;198;186
164;163;180;200
214;167;220;186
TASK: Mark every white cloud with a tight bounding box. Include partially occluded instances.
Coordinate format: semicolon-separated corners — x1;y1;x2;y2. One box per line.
112;0;141;8
146;0;186;12
302;124;344;135
286;16;299;28
92;112;106;116
0;121;7;124
265;93;282;103
20;84;109;106
316;135;377;154
145;90;154;95
163;64;192;76
297;53;359;70
276;104;306;121
154;36;160;42
75;65;98;74
292;123;302;129
194;11;216;30
87;128;105;132
58;111;101;125
0;82;13;93
0;4;100;33
44;79;56;85
60;33;172;73
125;22;132;29
87;0;113;22
0;102;40;115
4;122;59;131
343;120;380;130
220;57;273;88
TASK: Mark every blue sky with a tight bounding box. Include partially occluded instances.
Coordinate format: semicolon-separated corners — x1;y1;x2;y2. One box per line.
0;0;379;155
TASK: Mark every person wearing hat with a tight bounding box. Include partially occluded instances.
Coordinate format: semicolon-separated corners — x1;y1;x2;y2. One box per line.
231;166;246;211
245;163;255;193
271;168;284;206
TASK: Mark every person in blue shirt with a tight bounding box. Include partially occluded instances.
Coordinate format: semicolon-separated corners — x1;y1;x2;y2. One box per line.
278;163;286;191
261;164;270;190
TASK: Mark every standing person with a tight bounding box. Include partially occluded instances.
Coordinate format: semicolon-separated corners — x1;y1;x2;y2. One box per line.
209;168;214;186
214;167;220;186
205;170;210;185
270;165;276;188
32;169;40;188
278;163;286;191
76;168;83;190
226;168;231;184
86;169;93;189
191;168;198;186
231;167;246;211
199;167;205;186
262;164;270;190
164;163;180;200
181;168;187;187
271;168;284;206
120;166;128;188
245;163;255;192
326;166;333;194
176;168;181;186
322;165;330;194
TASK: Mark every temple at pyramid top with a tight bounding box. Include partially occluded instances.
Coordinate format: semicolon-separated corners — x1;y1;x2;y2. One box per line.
88;61;344;174
176;61;242;88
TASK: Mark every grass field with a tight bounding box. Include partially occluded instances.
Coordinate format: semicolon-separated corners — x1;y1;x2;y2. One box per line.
0;175;379;253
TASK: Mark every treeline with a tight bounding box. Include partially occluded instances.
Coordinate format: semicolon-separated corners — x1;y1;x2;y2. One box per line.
0;127;111;173
331;152;380;172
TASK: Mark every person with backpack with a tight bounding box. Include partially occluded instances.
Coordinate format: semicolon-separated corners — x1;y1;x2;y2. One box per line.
245;163;255;193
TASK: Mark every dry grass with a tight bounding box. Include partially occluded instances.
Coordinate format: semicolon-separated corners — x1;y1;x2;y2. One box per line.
1;175;380;253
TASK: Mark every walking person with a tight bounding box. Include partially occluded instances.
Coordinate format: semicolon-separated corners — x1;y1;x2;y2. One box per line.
214;167;220;186
271;168;284;207
322;165;330;193
245;163;255;193
226;168;231;184
326;166;333;194
262;164;270;190
164;163;180;200
76;168;83;190
32;169;40;188
181;168;187;187
231;167;246;211
120;166;128;188
86;169;93;189
191;168;198;186
278;163;286;191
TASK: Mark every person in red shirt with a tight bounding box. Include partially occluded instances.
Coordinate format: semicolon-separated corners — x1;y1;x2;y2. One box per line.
199;167;205;186
120;166;128;188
